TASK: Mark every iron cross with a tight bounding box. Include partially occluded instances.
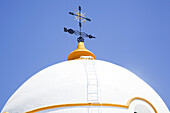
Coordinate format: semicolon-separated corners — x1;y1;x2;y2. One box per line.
69;6;91;36
64;6;95;42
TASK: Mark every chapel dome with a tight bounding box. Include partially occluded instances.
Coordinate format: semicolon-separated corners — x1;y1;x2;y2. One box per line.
1;60;169;113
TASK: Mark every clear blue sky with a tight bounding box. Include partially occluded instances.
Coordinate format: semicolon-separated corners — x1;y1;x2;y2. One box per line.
0;0;170;111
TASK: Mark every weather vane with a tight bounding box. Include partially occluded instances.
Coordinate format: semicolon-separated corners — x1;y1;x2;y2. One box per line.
64;6;95;42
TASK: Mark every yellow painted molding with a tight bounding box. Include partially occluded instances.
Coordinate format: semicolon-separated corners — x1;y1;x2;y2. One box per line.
25;97;157;113
127;97;157;113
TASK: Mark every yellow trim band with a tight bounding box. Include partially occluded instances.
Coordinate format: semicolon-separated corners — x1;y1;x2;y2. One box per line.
25;97;157;113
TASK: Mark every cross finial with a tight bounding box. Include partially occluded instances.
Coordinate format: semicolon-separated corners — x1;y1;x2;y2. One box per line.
64;6;95;42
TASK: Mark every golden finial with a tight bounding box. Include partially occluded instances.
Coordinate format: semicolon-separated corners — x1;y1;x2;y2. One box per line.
67;42;95;60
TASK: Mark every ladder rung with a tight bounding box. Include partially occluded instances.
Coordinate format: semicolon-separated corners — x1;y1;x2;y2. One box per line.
86;67;95;69
88;79;97;81
88;94;98;96
88;90;98;92
88;82;98;84
88;100;98;102
88;79;98;81
87;76;96;78
88;96;98;98
86;73;96;75
88;87;98;91
88;80;98;83
88;85;98;88
88;92;98;94
87;83;98;86
85;68;94;70
87;77;97;79
87;76;97;78
86;71;96;73
88;83;98;85
86;70;95;72
85;66;94;68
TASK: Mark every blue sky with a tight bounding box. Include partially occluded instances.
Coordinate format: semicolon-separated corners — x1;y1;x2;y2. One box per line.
0;0;170;111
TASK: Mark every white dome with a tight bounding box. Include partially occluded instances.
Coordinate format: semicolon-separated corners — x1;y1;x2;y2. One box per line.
1;60;169;113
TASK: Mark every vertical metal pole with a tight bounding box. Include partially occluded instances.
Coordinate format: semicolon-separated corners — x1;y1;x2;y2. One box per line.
79;6;82;37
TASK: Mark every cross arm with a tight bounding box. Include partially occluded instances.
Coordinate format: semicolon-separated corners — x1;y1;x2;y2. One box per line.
69;12;91;21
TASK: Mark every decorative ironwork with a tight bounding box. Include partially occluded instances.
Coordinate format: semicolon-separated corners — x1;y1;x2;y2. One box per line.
64;6;95;42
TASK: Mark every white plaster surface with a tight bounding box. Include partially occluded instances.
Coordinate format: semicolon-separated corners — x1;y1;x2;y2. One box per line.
1;60;169;113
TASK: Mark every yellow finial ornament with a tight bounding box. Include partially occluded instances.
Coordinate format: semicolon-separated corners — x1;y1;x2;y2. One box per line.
67;41;95;60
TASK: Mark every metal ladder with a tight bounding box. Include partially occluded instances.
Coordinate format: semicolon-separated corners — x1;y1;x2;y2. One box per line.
83;59;100;113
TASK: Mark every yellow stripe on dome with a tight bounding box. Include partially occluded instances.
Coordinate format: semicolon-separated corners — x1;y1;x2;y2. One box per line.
67;42;95;60
25;97;157;113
